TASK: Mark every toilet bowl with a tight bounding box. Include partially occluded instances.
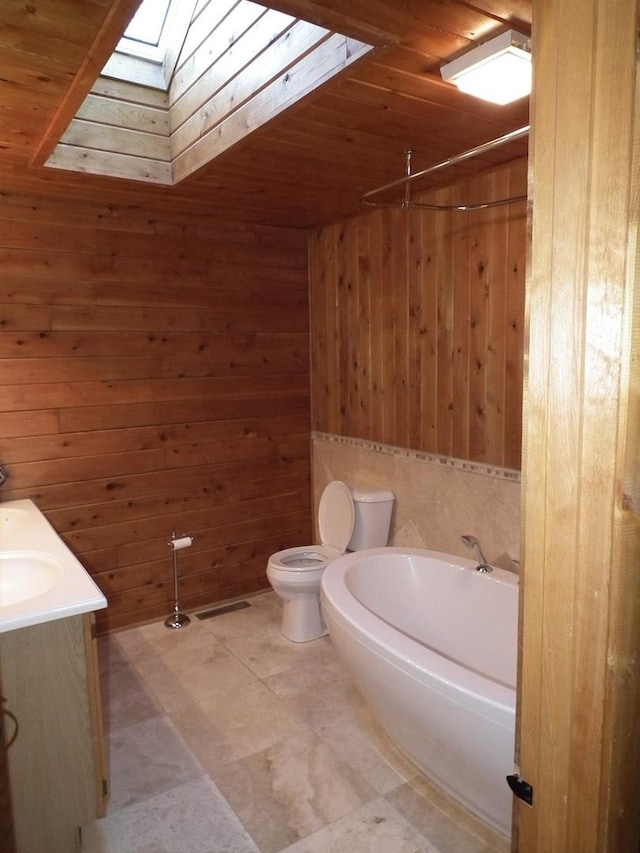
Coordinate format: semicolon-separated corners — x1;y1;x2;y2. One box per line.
267;480;354;642
267;480;394;642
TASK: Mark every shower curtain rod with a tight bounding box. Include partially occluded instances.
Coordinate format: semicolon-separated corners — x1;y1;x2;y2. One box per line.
362;124;530;212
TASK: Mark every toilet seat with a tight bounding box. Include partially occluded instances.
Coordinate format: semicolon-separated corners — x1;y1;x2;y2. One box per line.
268;544;340;576
267;481;355;573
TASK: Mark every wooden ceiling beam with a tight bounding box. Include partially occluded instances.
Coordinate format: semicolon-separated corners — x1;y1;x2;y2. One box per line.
30;0;142;168
255;0;400;45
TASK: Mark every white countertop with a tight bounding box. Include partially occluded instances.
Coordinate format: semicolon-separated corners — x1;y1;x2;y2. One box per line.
0;498;107;633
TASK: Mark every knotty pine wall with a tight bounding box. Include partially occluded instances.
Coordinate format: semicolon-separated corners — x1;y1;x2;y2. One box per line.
310;158;527;471
0;193;311;631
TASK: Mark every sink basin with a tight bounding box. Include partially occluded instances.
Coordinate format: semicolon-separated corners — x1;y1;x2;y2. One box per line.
0;551;64;607
0;507;31;536
0;499;107;632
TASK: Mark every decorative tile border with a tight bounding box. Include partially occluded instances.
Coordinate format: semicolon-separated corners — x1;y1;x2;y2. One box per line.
312;432;521;483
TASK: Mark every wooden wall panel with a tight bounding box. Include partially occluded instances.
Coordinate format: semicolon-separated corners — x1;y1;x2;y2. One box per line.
0;193;311;631
310;158;527;470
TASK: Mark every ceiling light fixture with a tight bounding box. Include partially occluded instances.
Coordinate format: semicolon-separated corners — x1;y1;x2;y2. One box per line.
440;29;532;105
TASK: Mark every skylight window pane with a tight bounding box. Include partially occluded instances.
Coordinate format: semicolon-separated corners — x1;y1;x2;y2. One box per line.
125;0;171;47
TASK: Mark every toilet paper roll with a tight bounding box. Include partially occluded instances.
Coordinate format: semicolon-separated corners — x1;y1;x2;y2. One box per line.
169;536;193;551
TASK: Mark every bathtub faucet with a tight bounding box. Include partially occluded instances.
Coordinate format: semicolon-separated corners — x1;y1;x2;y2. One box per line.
460;534;492;573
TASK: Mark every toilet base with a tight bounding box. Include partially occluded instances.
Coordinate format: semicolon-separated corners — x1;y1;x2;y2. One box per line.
280;594;328;643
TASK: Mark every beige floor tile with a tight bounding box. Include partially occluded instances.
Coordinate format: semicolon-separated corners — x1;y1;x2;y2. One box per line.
98;637;162;733
314;706;420;795
171;680;308;769
212;730;377;853
133;638;258;712
199;592;282;642
278;797;436;853
82;776;259;853
222;630;336;680
116;616;219;661
264;656;367;730
107;715;203;812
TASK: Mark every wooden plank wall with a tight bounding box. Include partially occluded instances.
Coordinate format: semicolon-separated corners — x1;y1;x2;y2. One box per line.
310;158;527;470
0;192;311;631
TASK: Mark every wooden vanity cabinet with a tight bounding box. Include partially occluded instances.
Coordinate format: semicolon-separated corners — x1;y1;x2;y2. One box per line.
0;613;107;853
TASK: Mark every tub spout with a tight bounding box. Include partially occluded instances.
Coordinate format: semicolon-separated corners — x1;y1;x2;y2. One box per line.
460;534;492;573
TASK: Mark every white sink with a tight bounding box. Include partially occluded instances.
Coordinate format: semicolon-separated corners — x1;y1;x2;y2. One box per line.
0;499;106;632
0;551;65;606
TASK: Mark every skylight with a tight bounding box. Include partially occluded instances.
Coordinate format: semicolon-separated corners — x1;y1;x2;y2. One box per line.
116;0;174;63
125;0;170;45
103;0;190;88
49;0;375;186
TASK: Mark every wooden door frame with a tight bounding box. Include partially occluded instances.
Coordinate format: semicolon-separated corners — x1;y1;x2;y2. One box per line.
518;0;640;850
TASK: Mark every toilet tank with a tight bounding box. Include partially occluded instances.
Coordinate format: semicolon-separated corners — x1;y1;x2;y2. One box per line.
348;487;395;551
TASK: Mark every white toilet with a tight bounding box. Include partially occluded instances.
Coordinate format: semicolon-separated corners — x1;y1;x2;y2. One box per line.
266;480;395;642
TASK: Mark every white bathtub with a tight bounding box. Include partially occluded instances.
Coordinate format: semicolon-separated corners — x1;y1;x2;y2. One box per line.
320;546;518;835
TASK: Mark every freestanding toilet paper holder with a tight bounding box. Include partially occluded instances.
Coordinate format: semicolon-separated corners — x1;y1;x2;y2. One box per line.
165;531;193;629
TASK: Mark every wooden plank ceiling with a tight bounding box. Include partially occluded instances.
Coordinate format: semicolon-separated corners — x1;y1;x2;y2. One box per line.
0;0;532;228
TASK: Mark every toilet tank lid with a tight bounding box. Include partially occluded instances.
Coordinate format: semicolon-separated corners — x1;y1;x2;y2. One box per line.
350;487;395;503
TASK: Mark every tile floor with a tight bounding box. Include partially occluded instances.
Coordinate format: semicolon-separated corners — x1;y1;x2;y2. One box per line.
81;591;510;853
